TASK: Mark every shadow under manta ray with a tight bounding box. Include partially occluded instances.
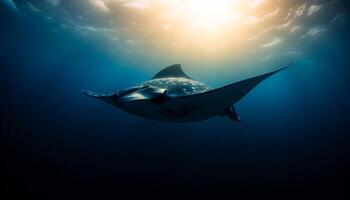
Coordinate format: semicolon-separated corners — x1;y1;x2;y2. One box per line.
82;63;292;123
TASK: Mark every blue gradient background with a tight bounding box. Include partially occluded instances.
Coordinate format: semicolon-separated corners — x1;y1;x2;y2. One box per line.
0;1;349;199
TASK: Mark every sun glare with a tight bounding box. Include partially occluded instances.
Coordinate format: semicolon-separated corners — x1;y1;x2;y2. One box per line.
179;0;243;31
152;0;255;55
109;0;276;57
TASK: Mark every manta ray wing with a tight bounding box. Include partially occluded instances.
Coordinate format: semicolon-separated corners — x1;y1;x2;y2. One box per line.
176;63;292;109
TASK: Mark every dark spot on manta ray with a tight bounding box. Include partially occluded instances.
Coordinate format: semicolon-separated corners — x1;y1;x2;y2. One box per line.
82;63;292;123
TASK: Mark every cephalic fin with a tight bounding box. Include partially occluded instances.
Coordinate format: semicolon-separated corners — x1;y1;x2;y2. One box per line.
81;90;117;105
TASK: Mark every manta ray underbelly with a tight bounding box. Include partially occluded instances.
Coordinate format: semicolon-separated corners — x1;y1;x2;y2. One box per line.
119;77;218;122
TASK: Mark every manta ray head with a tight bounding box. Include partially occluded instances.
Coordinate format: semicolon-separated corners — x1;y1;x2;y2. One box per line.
115;85;167;106
82;85;167;109
115;85;170;119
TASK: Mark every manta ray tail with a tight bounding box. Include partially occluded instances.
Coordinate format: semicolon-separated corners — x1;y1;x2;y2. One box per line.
224;106;241;121
225;106;260;142
240;121;260;143
81;90;117;105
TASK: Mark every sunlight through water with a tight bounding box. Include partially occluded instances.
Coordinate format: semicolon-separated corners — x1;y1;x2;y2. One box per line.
6;0;346;70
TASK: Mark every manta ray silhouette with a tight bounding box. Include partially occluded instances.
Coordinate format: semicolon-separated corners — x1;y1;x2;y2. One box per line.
82;63;292;123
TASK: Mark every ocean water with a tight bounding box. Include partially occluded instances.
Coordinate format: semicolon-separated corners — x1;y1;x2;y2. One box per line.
1;1;349;198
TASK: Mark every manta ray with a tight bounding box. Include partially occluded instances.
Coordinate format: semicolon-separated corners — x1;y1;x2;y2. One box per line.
82;63;291;123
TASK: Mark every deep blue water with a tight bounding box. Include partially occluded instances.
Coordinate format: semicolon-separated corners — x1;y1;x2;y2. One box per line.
1;1;349;199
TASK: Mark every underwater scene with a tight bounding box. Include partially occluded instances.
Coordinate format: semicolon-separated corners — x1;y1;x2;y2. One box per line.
1;0;349;198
